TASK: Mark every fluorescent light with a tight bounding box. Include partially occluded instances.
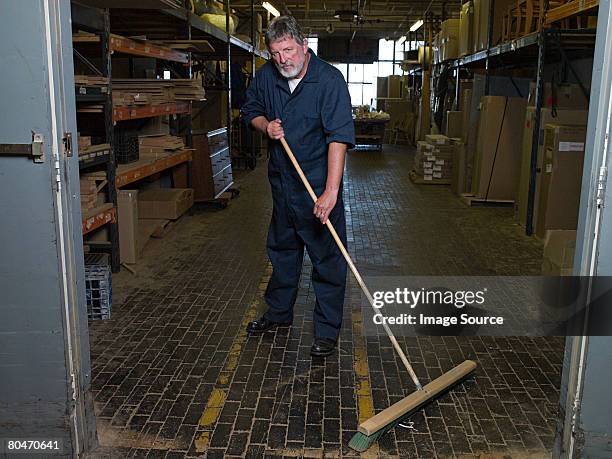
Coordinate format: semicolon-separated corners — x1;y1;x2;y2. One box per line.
397;35;406;45
262;2;280;17
410;19;424;32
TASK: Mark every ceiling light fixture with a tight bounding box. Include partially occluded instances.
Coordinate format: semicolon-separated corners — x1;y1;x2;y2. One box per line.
397;35;406;45
262;1;280;17
333;9;359;21
410;19;424;32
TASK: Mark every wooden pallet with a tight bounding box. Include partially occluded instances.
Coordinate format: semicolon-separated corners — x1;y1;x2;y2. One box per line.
460;193;515;207
409;170;451;185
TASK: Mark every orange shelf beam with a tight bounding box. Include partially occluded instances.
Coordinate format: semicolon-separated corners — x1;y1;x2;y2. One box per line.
109;34;189;63
116;150;193;188
113;101;191;122
82;206;116;236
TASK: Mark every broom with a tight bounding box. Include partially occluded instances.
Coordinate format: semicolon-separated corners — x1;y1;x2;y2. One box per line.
279;137;477;452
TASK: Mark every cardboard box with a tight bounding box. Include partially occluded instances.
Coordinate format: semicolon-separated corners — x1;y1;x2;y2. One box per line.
445;111;463;138
536;125;586;239
515;107;588;227
472;0;481;53
440;19;460;62
541;230;576;276
474;0;514;51
387;75;403;98
472;96;527;200
451;141;467;195
459;1;474;57
426;134;451;145
138;188;194;220
117;190;139;264
460;88;473;143
527;82;590;110
377;77;388;98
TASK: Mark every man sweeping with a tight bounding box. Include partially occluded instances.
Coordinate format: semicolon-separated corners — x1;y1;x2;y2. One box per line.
241;15;355;357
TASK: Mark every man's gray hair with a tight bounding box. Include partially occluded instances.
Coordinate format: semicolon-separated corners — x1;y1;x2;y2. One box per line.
265;15;305;47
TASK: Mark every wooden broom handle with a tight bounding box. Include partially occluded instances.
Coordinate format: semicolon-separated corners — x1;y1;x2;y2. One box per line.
279;137;422;390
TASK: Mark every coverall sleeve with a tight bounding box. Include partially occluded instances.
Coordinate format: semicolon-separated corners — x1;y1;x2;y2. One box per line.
241;71;266;128
321;74;356;149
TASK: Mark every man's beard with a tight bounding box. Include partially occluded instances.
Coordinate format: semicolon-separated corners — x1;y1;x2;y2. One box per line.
275;56;305;79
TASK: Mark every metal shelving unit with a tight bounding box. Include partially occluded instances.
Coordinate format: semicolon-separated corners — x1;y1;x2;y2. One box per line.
71;0;267;271
432;23;596;235
72;3;120;272
107;3;268;171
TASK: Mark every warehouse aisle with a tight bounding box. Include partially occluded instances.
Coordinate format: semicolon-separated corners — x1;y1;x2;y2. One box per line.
87;145;563;458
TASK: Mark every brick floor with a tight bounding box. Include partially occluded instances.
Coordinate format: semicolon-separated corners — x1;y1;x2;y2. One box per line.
87;145;564;458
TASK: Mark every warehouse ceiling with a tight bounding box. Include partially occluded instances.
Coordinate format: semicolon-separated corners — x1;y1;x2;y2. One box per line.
230;0;461;38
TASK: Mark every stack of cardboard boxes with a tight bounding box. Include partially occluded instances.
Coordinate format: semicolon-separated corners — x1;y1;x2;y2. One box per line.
433;19;460;64
118;188;194;265
412;135;455;183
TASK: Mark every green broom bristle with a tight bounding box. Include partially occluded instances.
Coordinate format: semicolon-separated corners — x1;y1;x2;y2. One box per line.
348;421;400;452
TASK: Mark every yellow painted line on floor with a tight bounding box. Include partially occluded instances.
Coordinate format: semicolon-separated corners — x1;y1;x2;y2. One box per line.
194;281;263;452
352;310;374;424
351;308;379;457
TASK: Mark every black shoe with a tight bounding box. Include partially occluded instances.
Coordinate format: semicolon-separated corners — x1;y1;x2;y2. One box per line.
310;338;337;357
246;316;291;334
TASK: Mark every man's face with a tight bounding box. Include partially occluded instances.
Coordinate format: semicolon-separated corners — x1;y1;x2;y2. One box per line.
269;36;308;79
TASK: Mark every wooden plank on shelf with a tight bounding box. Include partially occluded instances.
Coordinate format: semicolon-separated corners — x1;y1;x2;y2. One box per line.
109;33;189;63
74;75;109;86
73;31;100;43
112;101;190;122
545;0;599;24
116;149;193;188
153;39;215;54
82;204;116;235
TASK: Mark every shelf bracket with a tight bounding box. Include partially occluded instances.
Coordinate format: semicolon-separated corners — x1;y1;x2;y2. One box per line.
0;132;44;163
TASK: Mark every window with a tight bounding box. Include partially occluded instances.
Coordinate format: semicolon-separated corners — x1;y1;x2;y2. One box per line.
333;63;348;82
327;38;409;106
378;39;395;61
308;36;318;54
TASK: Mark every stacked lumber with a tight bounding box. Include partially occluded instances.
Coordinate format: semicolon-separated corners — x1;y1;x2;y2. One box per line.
79;143;111;157
138;135;185;160
112;79;205;106
77;104;104;113
74;75;109;86
73;30;100;43
80;171;108;213
172;79;206;101
78;134;91;150
112;79;174;106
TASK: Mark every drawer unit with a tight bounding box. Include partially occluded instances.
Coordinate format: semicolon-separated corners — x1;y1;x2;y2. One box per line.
192;127;234;201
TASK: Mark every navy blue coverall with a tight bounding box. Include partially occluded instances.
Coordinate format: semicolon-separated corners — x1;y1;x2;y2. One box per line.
241;50;355;340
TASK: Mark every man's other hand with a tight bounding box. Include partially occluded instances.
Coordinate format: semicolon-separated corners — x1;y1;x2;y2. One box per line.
267;118;285;139
314;189;338;224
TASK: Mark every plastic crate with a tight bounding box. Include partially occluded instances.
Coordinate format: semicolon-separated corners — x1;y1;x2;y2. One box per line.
84;253;112;320
114;129;139;164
